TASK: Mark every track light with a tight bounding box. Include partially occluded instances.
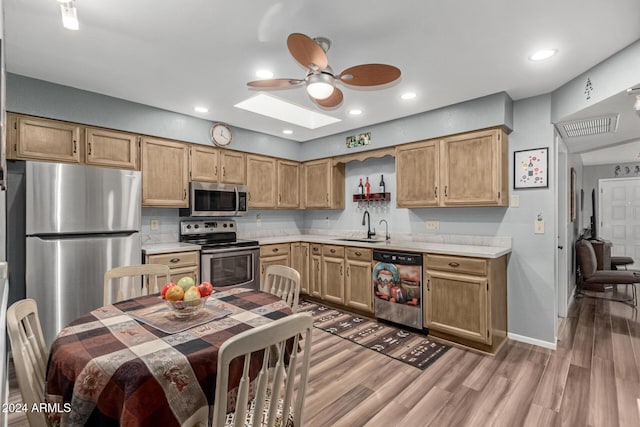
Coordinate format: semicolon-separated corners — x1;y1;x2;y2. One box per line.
58;1;79;31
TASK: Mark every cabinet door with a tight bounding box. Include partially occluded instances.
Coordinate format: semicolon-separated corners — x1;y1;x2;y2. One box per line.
190;145;219;182
396;139;439;207
345;259;373;313
85;127;139;170
304;159;331;208
220;150;246;184
14;115;81;163
424;270;489;344
260;254;290;286
441;129;506;206
277;160;300;208
322;256;345;305
247;154;277;208
291;242;309;295
141;137;189;207
310;245;322;297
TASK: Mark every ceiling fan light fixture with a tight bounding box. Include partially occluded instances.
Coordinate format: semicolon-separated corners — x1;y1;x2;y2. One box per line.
306;73;335;100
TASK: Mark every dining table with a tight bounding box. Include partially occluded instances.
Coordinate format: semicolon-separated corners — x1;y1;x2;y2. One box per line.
45;287;293;427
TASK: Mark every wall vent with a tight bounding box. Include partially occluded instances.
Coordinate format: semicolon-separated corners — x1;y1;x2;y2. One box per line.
556;114;619;139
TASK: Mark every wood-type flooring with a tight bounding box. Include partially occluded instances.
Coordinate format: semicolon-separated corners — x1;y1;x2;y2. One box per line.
6;289;640;426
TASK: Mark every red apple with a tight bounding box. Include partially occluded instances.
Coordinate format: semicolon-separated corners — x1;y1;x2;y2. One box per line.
160;282;176;299
196;281;214;297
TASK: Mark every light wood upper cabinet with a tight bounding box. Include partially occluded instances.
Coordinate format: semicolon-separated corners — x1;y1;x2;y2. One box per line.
277;159;300;209
396;139;440;207
220;150;246;184
303;158;345;209
85;127;139;170
396;127;508;208
189;144;219;182
141;137;189;207
8;114;82;163
247;154;277;208
441;128;508;206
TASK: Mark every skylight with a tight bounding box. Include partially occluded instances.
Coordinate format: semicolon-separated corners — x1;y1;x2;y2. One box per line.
234;93;341;129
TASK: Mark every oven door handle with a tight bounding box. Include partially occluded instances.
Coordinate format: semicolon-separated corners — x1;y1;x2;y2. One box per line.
201;246;260;254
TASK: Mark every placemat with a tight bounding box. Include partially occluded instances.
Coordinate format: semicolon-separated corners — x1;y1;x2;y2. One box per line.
129;303;231;334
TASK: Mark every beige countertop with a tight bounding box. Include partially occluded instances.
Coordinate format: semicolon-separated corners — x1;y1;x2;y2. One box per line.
257;234;511;258
142;242;202;255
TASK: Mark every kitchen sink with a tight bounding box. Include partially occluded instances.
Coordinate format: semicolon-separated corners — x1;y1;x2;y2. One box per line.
333;238;387;243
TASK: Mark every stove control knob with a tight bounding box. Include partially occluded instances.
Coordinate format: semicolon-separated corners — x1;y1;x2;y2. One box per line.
223;223;228;228
229;223;234;228
212;222;217;228
186;225;192;229
194;224;199;229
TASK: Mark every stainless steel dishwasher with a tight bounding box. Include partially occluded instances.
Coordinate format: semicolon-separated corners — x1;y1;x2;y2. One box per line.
372;250;423;329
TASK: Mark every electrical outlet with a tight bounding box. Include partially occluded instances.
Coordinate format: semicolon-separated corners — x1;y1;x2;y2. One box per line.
510;195;520;208
426;220;440;230
256;218;262;227
325;217;330;227
150;219;159;230
535;219;544;234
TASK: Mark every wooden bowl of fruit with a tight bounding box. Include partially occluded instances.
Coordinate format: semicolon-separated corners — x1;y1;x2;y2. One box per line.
161;277;214;319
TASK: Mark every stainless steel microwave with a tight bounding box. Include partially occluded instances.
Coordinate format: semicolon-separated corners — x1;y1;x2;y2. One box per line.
179;182;248;217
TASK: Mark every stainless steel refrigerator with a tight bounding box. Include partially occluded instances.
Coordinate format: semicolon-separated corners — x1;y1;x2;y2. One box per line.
24;161;141;345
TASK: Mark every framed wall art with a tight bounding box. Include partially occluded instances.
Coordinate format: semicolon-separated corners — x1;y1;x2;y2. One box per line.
514;147;548;189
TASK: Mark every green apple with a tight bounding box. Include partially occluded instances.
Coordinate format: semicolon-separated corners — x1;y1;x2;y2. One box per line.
177;276;196;292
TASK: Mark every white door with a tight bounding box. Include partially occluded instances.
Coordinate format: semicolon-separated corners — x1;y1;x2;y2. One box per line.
599;177;640;269
555;137;569;319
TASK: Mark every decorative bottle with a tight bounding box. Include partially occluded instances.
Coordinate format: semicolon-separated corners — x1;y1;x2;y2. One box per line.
358;178;364;195
379;175;386;193
364;177;371;197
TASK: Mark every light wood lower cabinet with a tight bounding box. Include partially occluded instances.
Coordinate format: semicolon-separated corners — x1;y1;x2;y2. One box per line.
424;253;507;353
291;242;309;295
309;244;322;298
145;250;200;288
259;243;291;285
345;247;373;313
321;245;345;305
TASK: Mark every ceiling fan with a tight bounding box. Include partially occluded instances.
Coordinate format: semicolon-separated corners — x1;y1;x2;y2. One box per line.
247;33;401;108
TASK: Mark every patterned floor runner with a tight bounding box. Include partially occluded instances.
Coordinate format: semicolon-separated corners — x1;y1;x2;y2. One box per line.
298;300;450;370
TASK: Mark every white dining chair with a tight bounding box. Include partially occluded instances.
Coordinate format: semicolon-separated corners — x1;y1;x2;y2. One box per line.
6;299;50;427
103;264;171;305
212;312;313;427
261;265;301;313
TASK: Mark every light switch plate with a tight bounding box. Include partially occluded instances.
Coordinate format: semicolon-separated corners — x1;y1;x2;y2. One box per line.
535;219;544;234
510;195;520;208
150;219;159;230
426;220;440;230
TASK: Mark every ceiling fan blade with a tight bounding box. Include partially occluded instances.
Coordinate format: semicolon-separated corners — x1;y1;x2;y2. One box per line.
339;64;401;86
314;87;344;108
247;78;304;88
287;33;328;71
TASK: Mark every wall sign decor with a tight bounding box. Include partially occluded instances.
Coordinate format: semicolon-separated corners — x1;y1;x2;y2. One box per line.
584;77;593;100
514;147;548;189
346;131;371;148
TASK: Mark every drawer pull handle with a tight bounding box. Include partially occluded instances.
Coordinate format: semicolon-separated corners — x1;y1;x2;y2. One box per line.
355;251;362;256
272;248;278;252
330;248;336;253
448;262;460;267
427;279;430;291
170;258;180;263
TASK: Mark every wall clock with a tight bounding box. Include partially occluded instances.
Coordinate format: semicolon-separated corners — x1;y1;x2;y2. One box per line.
210;123;232;147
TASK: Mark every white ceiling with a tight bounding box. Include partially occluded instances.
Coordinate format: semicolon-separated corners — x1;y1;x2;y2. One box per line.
4;0;640;162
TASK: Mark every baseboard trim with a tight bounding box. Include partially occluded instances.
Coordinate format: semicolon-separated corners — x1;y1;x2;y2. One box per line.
507;332;557;350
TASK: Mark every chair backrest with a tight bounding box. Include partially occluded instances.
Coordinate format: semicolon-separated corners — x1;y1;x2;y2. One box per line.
103;264;170;305
576;239;598;279
6;299;49;427
212;312;313;427
262;265;301;313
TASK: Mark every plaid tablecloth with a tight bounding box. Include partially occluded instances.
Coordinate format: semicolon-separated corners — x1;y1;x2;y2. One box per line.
45;288;292;427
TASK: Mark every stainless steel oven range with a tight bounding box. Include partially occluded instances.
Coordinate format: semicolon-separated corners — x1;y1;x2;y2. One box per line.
180;219;259;290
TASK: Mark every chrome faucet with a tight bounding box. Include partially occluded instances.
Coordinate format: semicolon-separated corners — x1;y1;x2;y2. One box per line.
362;210;376;239
379;219;390;240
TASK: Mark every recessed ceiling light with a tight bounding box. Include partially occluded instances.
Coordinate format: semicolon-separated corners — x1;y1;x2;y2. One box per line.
349;109;363;116
234;93;341;129
529;49;557;61
401;92;417;100
193;106;209;113
282;129;293;135
256;69;274;79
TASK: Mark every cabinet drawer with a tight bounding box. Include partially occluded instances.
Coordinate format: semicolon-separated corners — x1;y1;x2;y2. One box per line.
260;243;290;257
147;251;199;268
346;247;372;261
323;245;345;257
426;254;487;276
